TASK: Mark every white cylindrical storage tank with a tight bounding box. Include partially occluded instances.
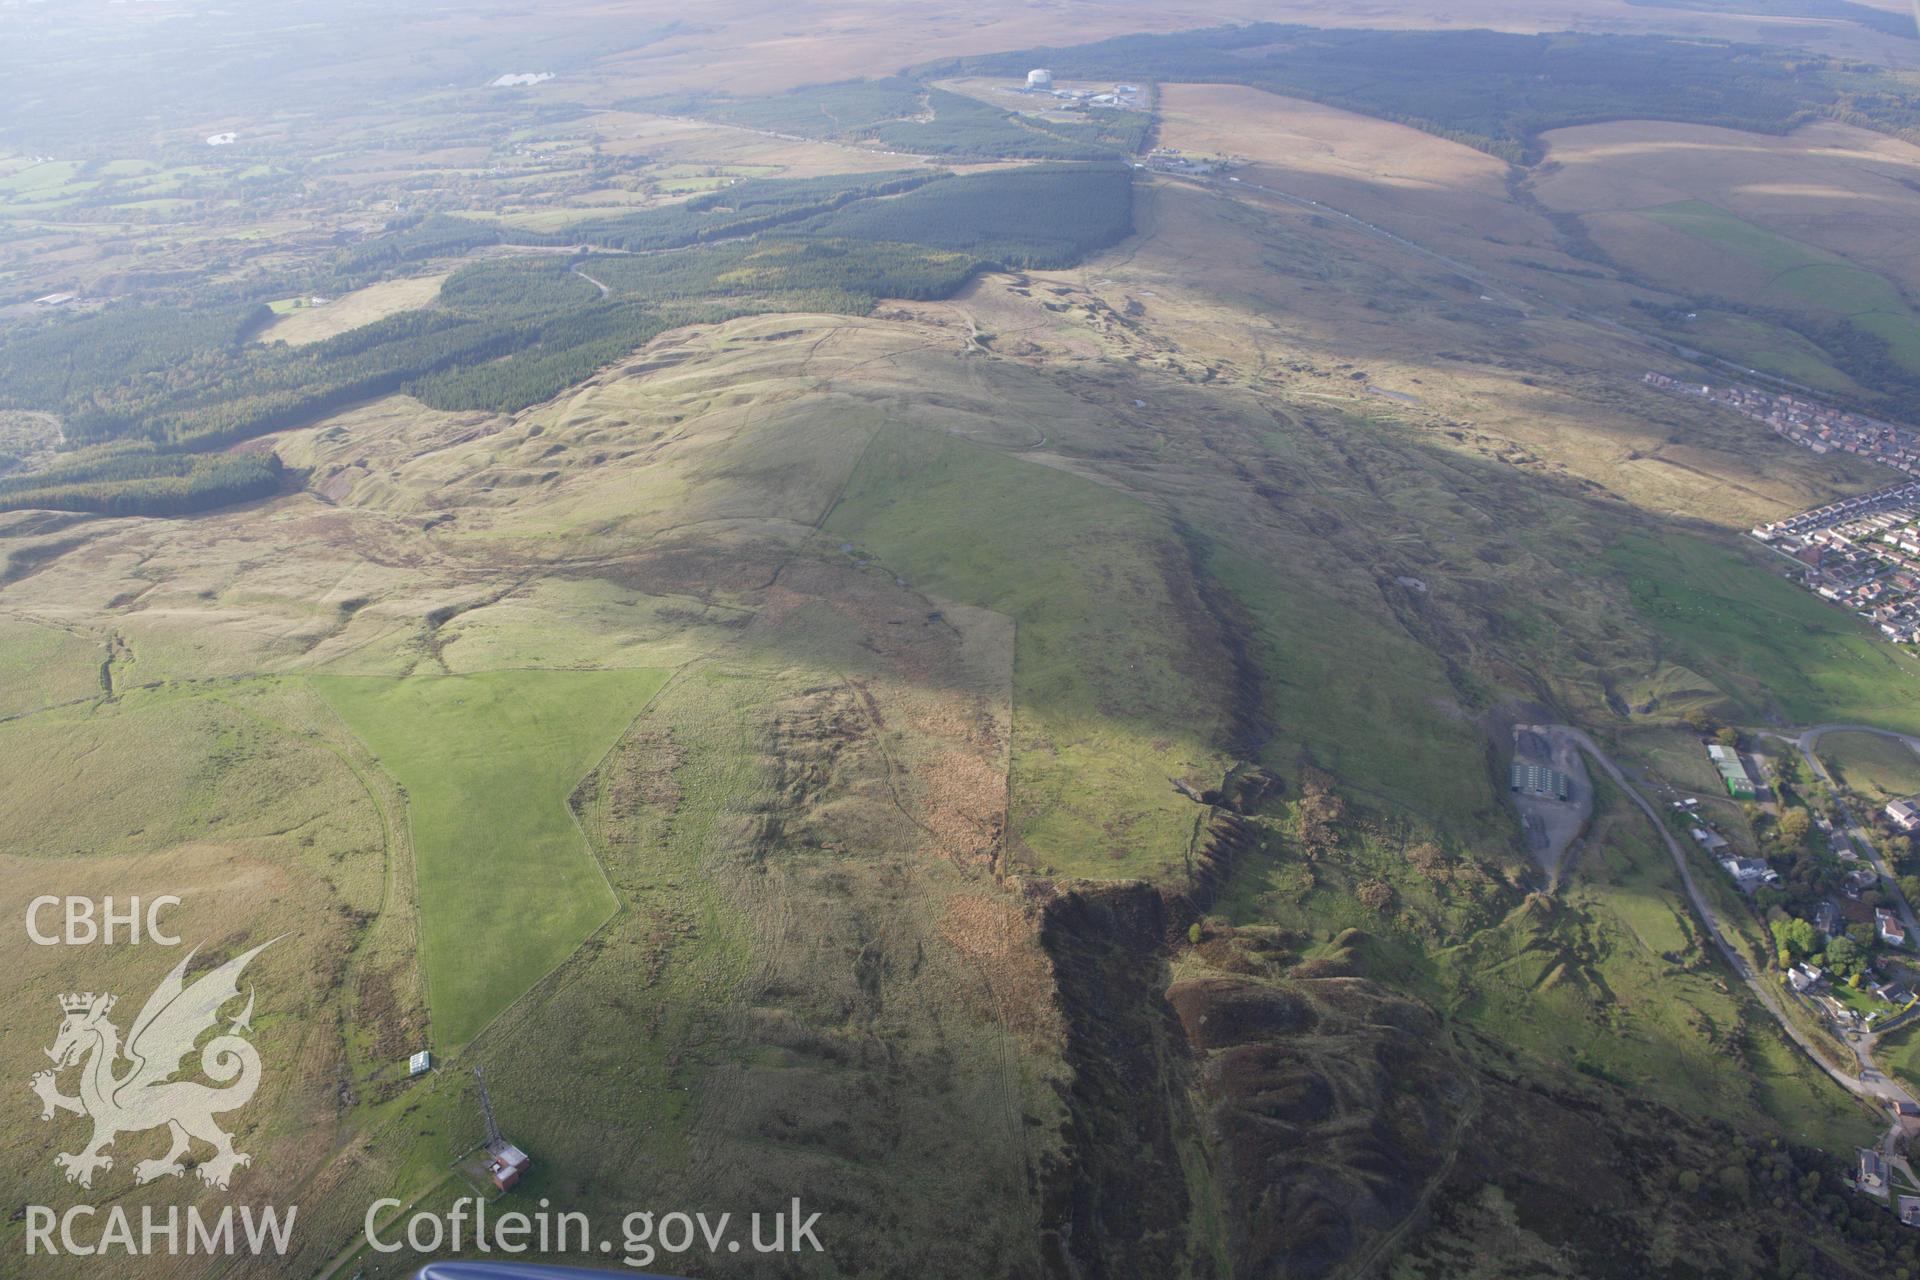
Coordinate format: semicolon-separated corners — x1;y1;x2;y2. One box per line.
1026;68;1052;89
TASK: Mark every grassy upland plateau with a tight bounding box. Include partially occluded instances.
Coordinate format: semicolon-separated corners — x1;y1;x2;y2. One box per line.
13;8;1920;1279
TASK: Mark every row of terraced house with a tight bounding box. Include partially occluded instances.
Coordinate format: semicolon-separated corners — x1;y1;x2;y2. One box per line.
1646;372;1920;475
1752;491;1920;643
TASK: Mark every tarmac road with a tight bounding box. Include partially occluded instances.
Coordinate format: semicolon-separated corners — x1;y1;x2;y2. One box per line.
1553;725;1918;1111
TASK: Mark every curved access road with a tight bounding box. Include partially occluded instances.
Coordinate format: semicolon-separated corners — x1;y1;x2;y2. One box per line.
1551;725;1916;1111
1798;725;1920;755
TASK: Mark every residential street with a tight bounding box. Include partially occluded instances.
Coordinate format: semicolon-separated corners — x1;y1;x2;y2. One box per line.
1552;725;1918;1114
1789;725;1920;945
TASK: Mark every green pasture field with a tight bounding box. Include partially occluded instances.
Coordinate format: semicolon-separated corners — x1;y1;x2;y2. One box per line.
824;424;1231;881
1680;310;1861;395
1816;730;1920;806
1855;311;1920;371
492;205;647;232
314;667;670;1045
1767;262;1907;316
0;617;101;719
1643;201;1844;278
0;160;83;198
1875;1019;1920;1098
1608;529;1920;732
650;163;780;193
1642;200;1920;374
1208;543;1492;837
0;157;268;227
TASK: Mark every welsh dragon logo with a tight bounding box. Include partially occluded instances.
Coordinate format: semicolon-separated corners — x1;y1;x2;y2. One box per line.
29;941;273;1191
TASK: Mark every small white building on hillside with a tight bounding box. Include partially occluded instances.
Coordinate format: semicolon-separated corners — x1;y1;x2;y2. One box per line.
1889;798;1920;832
1880;908;1908;947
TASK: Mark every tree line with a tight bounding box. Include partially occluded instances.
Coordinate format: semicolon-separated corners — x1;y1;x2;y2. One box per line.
0;448;283;517
631;77;1148;161
0;163;1136;505
328;170;946;284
